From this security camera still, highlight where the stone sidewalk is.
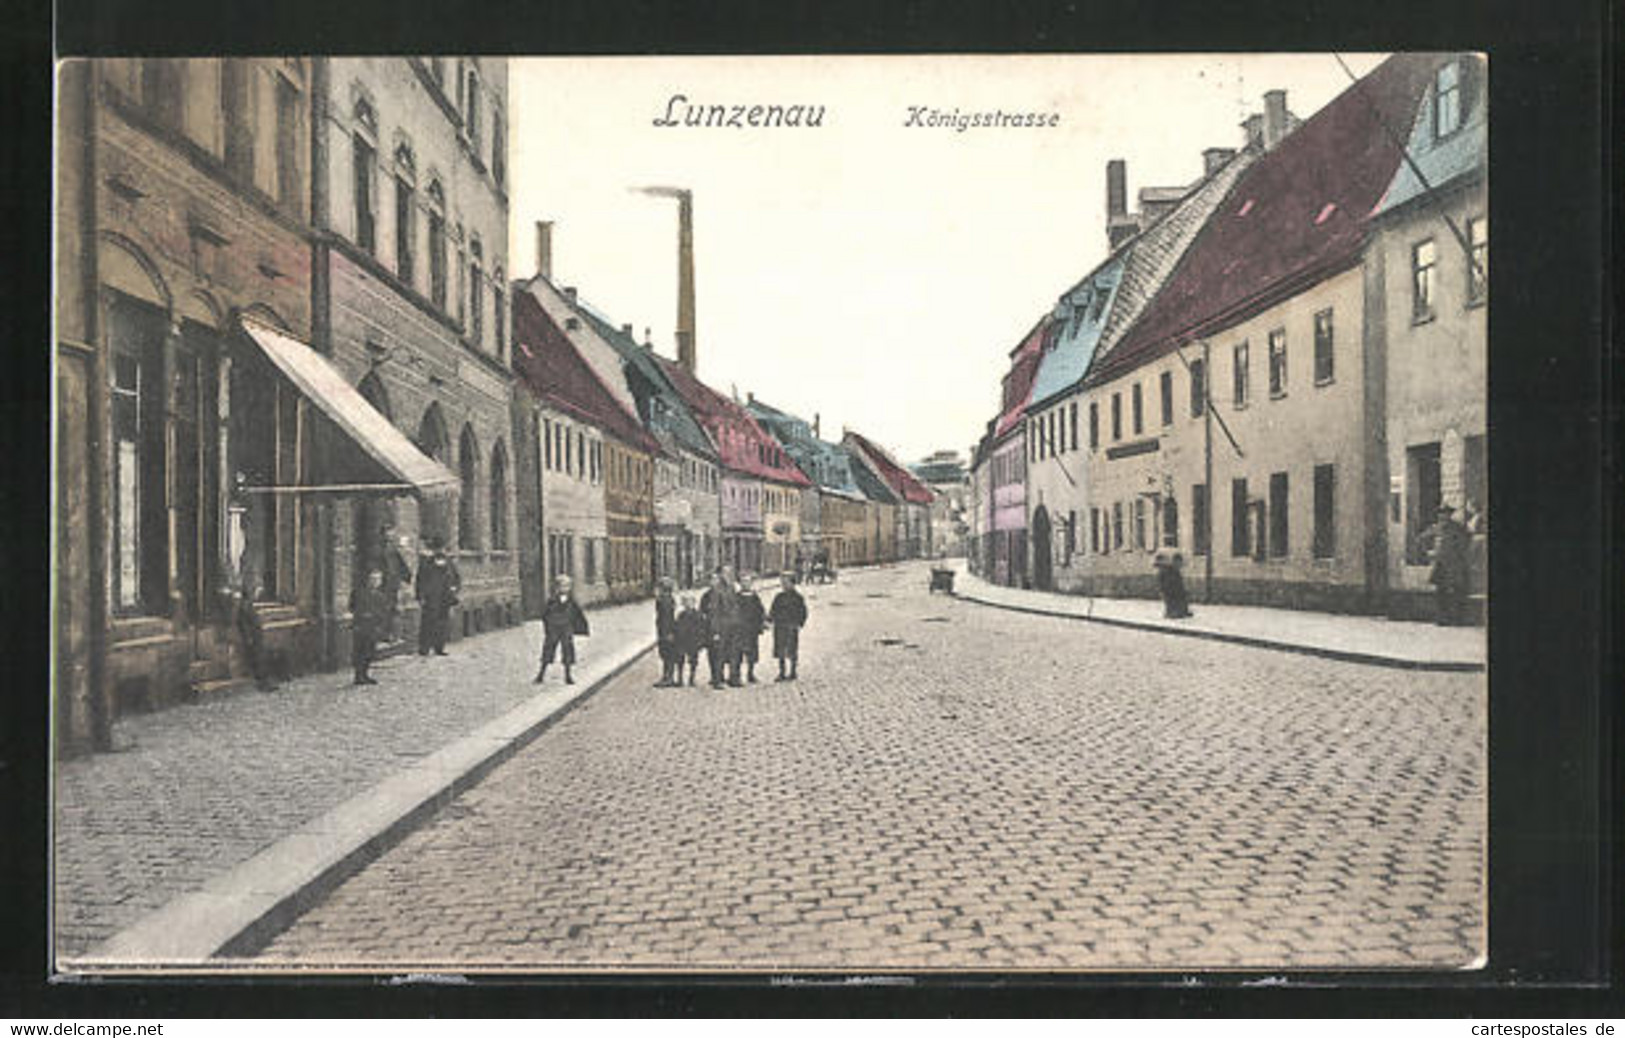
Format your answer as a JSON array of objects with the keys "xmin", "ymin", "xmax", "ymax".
[
  {"xmin": 949, "ymin": 562, "xmax": 1484, "ymax": 671},
  {"xmin": 54, "ymin": 597, "xmax": 658, "ymax": 967}
]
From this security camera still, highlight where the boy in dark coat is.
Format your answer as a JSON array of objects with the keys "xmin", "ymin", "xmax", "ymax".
[
  {"xmin": 654, "ymin": 578, "xmax": 679, "ymax": 687},
  {"xmin": 1423, "ymin": 504, "xmax": 1472, "ymax": 626},
  {"xmin": 349, "ymin": 568, "xmax": 389, "ymax": 685},
  {"xmin": 414, "ymin": 536, "xmax": 461, "ymax": 656},
  {"xmin": 736, "ymin": 573, "xmax": 767, "ymax": 684},
  {"xmin": 769, "ymin": 573, "xmax": 808, "ymax": 681},
  {"xmin": 674, "ymin": 594, "xmax": 706, "ymax": 686},
  {"xmin": 699, "ymin": 568, "xmax": 738, "ymax": 689},
  {"xmin": 535, "ymin": 574, "xmax": 589, "ymax": 684}
]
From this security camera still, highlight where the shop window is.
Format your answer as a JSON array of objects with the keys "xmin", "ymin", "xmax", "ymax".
[{"xmin": 108, "ymin": 296, "xmax": 168, "ymax": 615}]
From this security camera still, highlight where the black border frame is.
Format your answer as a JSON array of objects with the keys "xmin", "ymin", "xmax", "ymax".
[{"xmin": 7, "ymin": 0, "xmax": 1616, "ymax": 1017}]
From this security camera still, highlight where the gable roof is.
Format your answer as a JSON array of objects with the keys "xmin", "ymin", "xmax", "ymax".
[
  {"xmin": 993, "ymin": 316, "xmax": 1054, "ymax": 440},
  {"xmin": 848, "ymin": 450, "xmax": 898, "ymax": 505},
  {"xmin": 511, "ymin": 281, "xmax": 662, "ymax": 455},
  {"xmin": 562, "ymin": 288, "xmax": 720, "ymax": 462},
  {"xmin": 845, "ymin": 431, "xmax": 936, "ymax": 506},
  {"xmin": 656, "ymin": 356, "xmax": 811, "ymax": 487},
  {"xmin": 1089, "ymin": 53, "xmax": 1438, "ymax": 386},
  {"xmin": 1372, "ymin": 54, "xmax": 1486, "ymax": 217},
  {"xmin": 746, "ymin": 399, "xmax": 864, "ymax": 496}
]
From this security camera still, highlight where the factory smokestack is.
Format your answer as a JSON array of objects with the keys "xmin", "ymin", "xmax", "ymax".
[{"xmin": 633, "ymin": 186, "xmax": 696, "ymax": 373}]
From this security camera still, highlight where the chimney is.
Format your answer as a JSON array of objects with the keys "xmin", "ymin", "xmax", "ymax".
[
  {"xmin": 813, "ymin": 413, "xmax": 820, "ymax": 438},
  {"xmin": 563, "ymin": 286, "xmax": 577, "ymax": 301},
  {"xmin": 535, "ymin": 220, "xmax": 553, "ymax": 280},
  {"xmin": 747, "ymin": 391, "xmax": 754, "ymax": 404},
  {"xmin": 1105, "ymin": 159, "xmax": 1139, "ymax": 250},
  {"xmin": 675, "ymin": 192, "xmax": 696, "ymax": 373},
  {"xmin": 643, "ymin": 327, "xmax": 653, "ymax": 351},
  {"xmin": 1106, "ymin": 159, "xmax": 1127, "ymax": 220},
  {"xmin": 621, "ymin": 323, "xmax": 633, "ymax": 337},
  {"xmin": 1242, "ymin": 113, "xmax": 1264, "ymax": 149},
  {"xmin": 1263, "ymin": 89, "xmax": 1289, "ymax": 150},
  {"xmin": 1202, "ymin": 147, "xmax": 1236, "ymax": 178}
]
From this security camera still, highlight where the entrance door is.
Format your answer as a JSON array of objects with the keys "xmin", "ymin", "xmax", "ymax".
[{"xmin": 1032, "ymin": 505, "xmax": 1054, "ymax": 591}]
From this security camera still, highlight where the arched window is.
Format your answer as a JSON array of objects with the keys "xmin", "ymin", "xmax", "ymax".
[
  {"xmin": 469, "ymin": 238, "xmax": 484, "ymax": 346},
  {"xmin": 352, "ymin": 99, "xmax": 378, "ymax": 253},
  {"xmin": 393, "ymin": 143, "xmax": 416, "ymax": 285},
  {"xmin": 458, "ymin": 425, "xmax": 480, "ymax": 551},
  {"xmin": 415, "ymin": 403, "xmax": 451, "ymax": 545},
  {"xmin": 426, "ymin": 180, "xmax": 447, "ymax": 309},
  {"xmin": 489, "ymin": 441, "xmax": 509, "ymax": 551}
]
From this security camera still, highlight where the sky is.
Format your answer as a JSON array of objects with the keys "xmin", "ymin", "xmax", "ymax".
[{"xmin": 507, "ymin": 54, "xmax": 1387, "ymax": 465}]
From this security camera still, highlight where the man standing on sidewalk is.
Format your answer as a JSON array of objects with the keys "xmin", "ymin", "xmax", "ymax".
[
  {"xmin": 535, "ymin": 575, "xmax": 589, "ymax": 685},
  {"xmin": 1423, "ymin": 504, "xmax": 1472, "ymax": 626},
  {"xmin": 414, "ymin": 536, "xmax": 461, "ymax": 656}
]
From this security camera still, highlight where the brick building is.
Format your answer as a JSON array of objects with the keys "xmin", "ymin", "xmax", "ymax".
[
  {"xmin": 55, "ymin": 59, "xmax": 322, "ymax": 750},
  {"xmin": 308, "ymin": 57, "xmax": 520, "ymax": 649}
]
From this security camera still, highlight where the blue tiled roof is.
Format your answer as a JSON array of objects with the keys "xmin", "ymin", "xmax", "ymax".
[
  {"xmin": 1028, "ymin": 254, "xmax": 1125, "ymax": 408},
  {"xmin": 747, "ymin": 400, "xmax": 864, "ymax": 496},
  {"xmin": 569, "ymin": 297, "xmax": 719, "ymax": 461},
  {"xmin": 1373, "ymin": 55, "xmax": 1486, "ymax": 217}
]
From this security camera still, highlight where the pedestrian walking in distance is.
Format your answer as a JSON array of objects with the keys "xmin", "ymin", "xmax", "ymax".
[
  {"xmin": 674, "ymin": 594, "xmax": 706, "ymax": 686},
  {"xmin": 535, "ymin": 574, "xmax": 590, "ymax": 684},
  {"xmin": 349, "ymin": 568, "xmax": 389, "ymax": 685},
  {"xmin": 700, "ymin": 567, "xmax": 738, "ymax": 689},
  {"xmin": 736, "ymin": 573, "xmax": 767, "ymax": 684},
  {"xmin": 654, "ymin": 578, "xmax": 680, "ymax": 687},
  {"xmin": 1423, "ymin": 503, "xmax": 1472, "ymax": 626},
  {"xmin": 1155, "ymin": 552, "xmax": 1193, "ymax": 619},
  {"xmin": 414, "ymin": 535, "xmax": 461, "ymax": 656},
  {"xmin": 381, "ymin": 529, "xmax": 414, "ymax": 644},
  {"xmin": 769, "ymin": 573, "xmax": 808, "ymax": 682}
]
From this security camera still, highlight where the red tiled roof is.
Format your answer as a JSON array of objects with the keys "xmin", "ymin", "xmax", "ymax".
[
  {"xmin": 845, "ymin": 431, "xmax": 935, "ymax": 505},
  {"xmin": 994, "ymin": 316, "xmax": 1054, "ymax": 439},
  {"xmin": 655, "ymin": 356, "xmax": 812, "ymax": 486},
  {"xmin": 511, "ymin": 285, "xmax": 662, "ymax": 455},
  {"xmin": 1090, "ymin": 53, "xmax": 1438, "ymax": 385}
]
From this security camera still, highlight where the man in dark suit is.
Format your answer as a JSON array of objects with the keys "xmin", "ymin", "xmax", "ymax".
[{"xmin": 414, "ymin": 535, "xmax": 461, "ymax": 656}]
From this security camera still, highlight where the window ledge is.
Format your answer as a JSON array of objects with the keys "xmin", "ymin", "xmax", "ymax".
[
  {"xmin": 1270, "ymin": 390, "xmax": 1287, "ymax": 401},
  {"xmin": 1233, "ymin": 402, "xmax": 1249, "ymax": 411},
  {"xmin": 1466, "ymin": 296, "xmax": 1487, "ymax": 310},
  {"xmin": 1314, "ymin": 376, "xmax": 1336, "ymax": 388},
  {"xmin": 1412, "ymin": 311, "xmax": 1437, "ymax": 327}
]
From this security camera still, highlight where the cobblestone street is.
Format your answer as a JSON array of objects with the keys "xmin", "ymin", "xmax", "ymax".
[
  {"xmin": 53, "ymin": 601, "xmax": 654, "ymax": 958},
  {"xmin": 257, "ymin": 562, "xmax": 1486, "ymax": 971}
]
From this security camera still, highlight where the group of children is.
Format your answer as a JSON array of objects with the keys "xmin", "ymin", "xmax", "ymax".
[
  {"xmin": 528, "ymin": 565, "xmax": 810, "ymax": 689},
  {"xmin": 656, "ymin": 568, "xmax": 809, "ymax": 688}
]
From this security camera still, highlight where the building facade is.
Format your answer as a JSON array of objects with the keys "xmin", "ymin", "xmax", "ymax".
[
  {"xmin": 312, "ymin": 57, "xmax": 520, "ymax": 645},
  {"xmin": 511, "ymin": 276, "xmax": 663, "ymax": 609},
  {"xmin": 844, "ymin": 431, "xmax": 935, "ymax": 560},
  {"xmin": 1075, "ymin": 53, "xmax": 1438, "ymax": 612},
  {"xmin": 56, "ymin": 58, "xmax": 321, "ymax": 750},
  {"xmin": 1370, "ymin": 54, "xmax": 1488, "ymax": 620}
]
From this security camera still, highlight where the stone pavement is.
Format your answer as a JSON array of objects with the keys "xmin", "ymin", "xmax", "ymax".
[
  {"xmin": 950, "ymin": 562, "xmax": 1485, "ymax": 671},
  {"xmin": 53, "ymin": 597, "xmax": 656, "ymax": 964},
  {"xmin": 260, "ymin": 561, "xmax": 1486, "ymax": 971}
]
